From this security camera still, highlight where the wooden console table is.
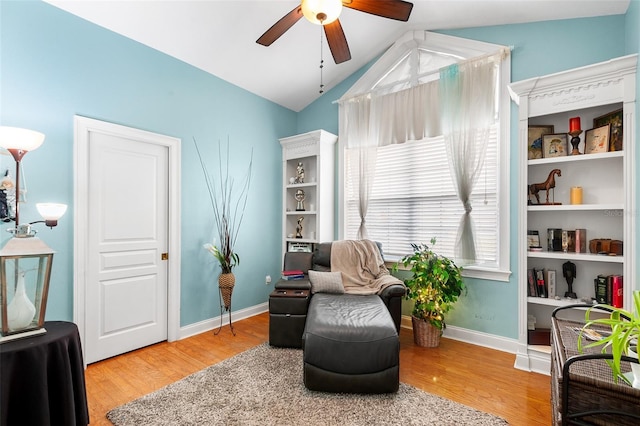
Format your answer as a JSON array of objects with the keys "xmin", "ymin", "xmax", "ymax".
[
  {"xmin": 0, "ymin": 321, "xmax": 89, "ymax": 426},
  {"xmin": 551, "ymin": 305, "xmax": 640, "ymax": 426}
]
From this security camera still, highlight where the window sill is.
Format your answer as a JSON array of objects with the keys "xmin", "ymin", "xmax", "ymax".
[
  {"xmin": 387, "ymin": 261, "xmax": 511, "ymax": 283},
  {"xmin": 461, "ymin": 266, "xmax": 511, "ymax": 282}
]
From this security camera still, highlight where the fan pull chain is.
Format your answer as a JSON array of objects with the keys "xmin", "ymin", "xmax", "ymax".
[{"xmin": 319, "ymin": 24, "xmax": 324, "ymax": 94}]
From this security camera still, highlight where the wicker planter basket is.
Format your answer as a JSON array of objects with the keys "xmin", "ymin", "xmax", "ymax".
[
  {"xmin": 412, "ymin": 316, "xmax": 442, "ymax": 347},
  {"xmin": 218, "ymin": 273, "xmax": 235, "ymax": 311}
]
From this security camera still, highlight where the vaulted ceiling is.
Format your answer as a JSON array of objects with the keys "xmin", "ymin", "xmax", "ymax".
[{"xmin": 45, "ymin": 1, "xmax": 630, "ymax": 112}]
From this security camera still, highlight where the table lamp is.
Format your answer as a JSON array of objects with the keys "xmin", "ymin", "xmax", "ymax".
[{"xmin": 0, "ymin": 126, "xmax": 67, "ymax": 342}]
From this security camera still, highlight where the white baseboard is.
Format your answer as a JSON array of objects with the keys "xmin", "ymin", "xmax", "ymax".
[
  {"xmin": 401, "ymin": 314, "xmax": 519, "ymax": 355},
  {"xmin": 177, "ymin": 302, "xmax": 269, "ymax": 340},
  {"xmin": 527, "ymin": 351, "xmax": 552, "ymax": 375}
]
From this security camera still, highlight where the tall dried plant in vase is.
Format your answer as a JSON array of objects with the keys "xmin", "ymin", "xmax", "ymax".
[{"xmin": 194, "ymin": 137, "xmax": 253, "ymax": 312}]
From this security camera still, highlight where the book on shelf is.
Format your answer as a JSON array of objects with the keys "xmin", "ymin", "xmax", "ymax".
[
  {"xmin": 544, "ymin": 269, "xmax": 556, "ymax": 298},
  {"xmin": 611, "ymin": 275, "xmax": 623, "ymax": 308},
  {"xmin": 594, "ymin": 275, "xmax": 608, "ymax": 304},
  {"xmin": 561, "ymin": 230, "xmax": 576, "ymax": 253},
  {"xmin": 535, "ymin": 269, "xmax": 547, "ymax": 298},
  {"xmin": 594, "ymin": 274, "xmax": 623, "ymax": 306},
  {"xmin": 282, "ymin": 270, "xmax": 304, "ymax": 276},
  {"xmin": 527, "ymin": 269, "xmax": 537, "ymax": 297},
  {"xmin": 575, "ymin": 229, "xmax": 587, "ymax": 253}
]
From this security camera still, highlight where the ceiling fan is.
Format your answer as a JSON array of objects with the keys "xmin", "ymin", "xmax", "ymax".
[{"xmin": 256, "ymin": 0, "xmax": 414, "ymax": 64}]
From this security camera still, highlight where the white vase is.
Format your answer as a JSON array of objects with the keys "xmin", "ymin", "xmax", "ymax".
[
  {"xmin": 7, "ymin": 272, "xmax": 36, "ymax": 331},
  {"xmin": 628, "ymin": 346, "xmax": 640, "ymax": 389}
]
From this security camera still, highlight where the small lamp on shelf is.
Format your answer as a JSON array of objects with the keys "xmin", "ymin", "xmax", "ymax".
[
  {"xmin": 568, "ymin": 117, "xmax": 582, "ymax": 155},
  {"xmin": 0, "ymin": 126, "xmax": 66, "ymax": 342}
]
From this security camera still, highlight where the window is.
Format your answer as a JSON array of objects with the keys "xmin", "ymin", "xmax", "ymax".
[{"xmin": 338, "ymin": 32, "xmax": 511, "ymax": 281}]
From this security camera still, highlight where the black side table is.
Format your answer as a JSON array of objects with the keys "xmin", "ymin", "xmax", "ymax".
[
  {"xmin": 269, "ymin": 287, "xmax": 310, "ymax": 348},
  {"xmin": 0, "ymin": 321, "xmax": 90, "ymax": 426}
]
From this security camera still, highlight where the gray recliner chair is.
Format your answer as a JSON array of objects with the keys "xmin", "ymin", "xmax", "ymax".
[{"xmin": 268, "ymin": 241, "xmax": 405, "ymax": 394}]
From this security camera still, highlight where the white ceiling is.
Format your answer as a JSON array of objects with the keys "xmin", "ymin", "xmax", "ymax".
[{"xmin": 45, "ymin": 0, "xmax": 630, "ymax": 112}]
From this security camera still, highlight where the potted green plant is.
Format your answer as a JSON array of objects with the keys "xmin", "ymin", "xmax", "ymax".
[
  {"xmin": 394, "ymin": 238, "xmax": 465, "ymax": 347},
  {"xmin": 579, "ymin": 290, "xmax": 640, "ymax": 388}
]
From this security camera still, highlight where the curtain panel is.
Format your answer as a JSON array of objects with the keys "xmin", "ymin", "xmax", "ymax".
[{"xmin": 439, "ymin": 51, "xmax": 506, "ymax": 264}]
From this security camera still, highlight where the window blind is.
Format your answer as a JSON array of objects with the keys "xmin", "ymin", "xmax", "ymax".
[{"xmin": 345, "ymin": 126, "xmax": 498, "ymax": 265}]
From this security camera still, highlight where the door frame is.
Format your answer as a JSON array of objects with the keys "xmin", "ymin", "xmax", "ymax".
[{"xmin": 73, "ymin": 116, "xmax": 181, "ymax": 353}]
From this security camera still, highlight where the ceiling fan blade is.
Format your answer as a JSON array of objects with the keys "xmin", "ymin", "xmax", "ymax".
[
  {"xmin": 343, "ymin": 0, "xmax": 413, "ymax": 21},
  {"xmin": 324, "ymin": 19, "xmax": 351, "ymax": 64},
  {"xmin": 256, "ymin": 6, "xmax": 303, "ymax": 46}
]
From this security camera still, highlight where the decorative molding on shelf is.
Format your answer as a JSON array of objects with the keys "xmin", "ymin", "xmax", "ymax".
[
  {"xmin": 508, "ymin": 54, "xmax": 637, "ymax": 117},
  {"xmin": 280, "ymin": 129, "xmax": 338, "ymax": 159},
  {"xmin": 537, "ymin": 80, "xmax": 619, "ymax": 105}
]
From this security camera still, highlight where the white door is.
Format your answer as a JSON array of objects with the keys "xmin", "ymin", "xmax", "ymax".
[{"xmin": 74, "ymin": 117, "xmax": 180, "ymax": 364}]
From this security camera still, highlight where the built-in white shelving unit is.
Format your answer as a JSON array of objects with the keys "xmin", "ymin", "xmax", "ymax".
[
  {"xmin": 509, "ymin": 54, "xmax": 637, "ymax": 374},
  {"xmin": 279, "ymin": 130, "xmax": 337, "ymax": 255}
]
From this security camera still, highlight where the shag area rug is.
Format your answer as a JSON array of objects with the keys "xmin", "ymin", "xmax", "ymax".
[{"xmin": 107, "ymin": 343, "xmax": 508, "ymax": 426}]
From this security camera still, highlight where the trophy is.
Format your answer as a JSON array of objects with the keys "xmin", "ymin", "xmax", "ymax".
[
  {"xmin": 294, "ymin": 162, "xmax": 305, "ymax": 184},
  {"xmin": 295, "ymin": 217, "xmax": 303, "ymax": 239},
  {"xmin": 295, "ymin": 189, "xmax": 305, "ymax": 211}
]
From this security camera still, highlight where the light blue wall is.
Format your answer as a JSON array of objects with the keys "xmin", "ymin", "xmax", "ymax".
[
  {"xmin": 626, "ymin": 0, "xmax": 639, "ymax": 55},
  {"xmin": 297, "ymin": 14, "xmax": 634, "ymax": 339},
  {"xmin": 1, "ymin": 1, "xmax": 297, "ymax": 326}
]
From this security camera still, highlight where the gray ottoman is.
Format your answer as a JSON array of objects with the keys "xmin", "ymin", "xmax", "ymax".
[{"xmin": 302, "ymin": 293, "xmax": 400, "ymax": 393}]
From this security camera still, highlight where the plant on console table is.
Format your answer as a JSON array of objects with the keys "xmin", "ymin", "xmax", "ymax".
[
  {"xmin": 395, "ymin": 238, "xmax": 465, "ymax": 348},
  {"xmin": 579, "ymin": 290, "xmax": 640, "ymax": 388},
  {"xmin": 195, "ymin": 138, "xmax": 253, "ymax": 315}
]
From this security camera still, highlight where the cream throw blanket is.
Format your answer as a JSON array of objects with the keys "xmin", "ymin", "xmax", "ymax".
[{"xmin": 330, "ymin": 239, "xmax": 403, "ymax": 295}]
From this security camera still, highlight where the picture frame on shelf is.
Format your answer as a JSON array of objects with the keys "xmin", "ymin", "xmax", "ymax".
[
  {"xmin": 584, "ymin": 124, "xmax": 611, "ymax": 154},
  {"xmin": 593, "ymin": 108, "xmax": 623, "ymax": 152},
  {"xmin": 542, "ymin": 133, "xmax": 568, "ymax": 158},
  {"xmin": 527, "ymin": 125, "xmax": 554, "ymax": 159},
  {"xmin": 527, "ymin": 230, "xmax": 541, "ymax": 250},
  {"xmin": 288, "ymin": 242, "xmax": 313, "ymax": 252}
]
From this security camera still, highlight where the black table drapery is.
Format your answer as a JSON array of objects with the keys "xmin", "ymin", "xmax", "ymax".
[{"xmin": 1, "ymin": 321, "xmax": 90, "ymax": 426}]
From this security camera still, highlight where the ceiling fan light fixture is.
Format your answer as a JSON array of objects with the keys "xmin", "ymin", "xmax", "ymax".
[{"xmin": 301, "ymin": 0, "xmax": 343, "ymax": 25}]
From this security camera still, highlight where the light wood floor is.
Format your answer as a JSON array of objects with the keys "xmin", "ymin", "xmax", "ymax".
[{"xmin": 84, "ymin": 312, "xmax": 551, "ymax": 425}]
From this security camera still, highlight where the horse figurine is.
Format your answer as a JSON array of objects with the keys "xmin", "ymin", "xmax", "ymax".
[{"xmin": 529, "ymin": 169, "xmax": 562, "ymax": 205}]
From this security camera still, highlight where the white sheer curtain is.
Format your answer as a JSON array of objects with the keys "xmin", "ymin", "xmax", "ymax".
[
  {"xmin": 439, "ymin": 52, "xmax": 504, "ymax": 264},
  {"xmin": 340, "ymin": 83, "xmax": 441, "ymax": 238},
  {"xmin": 341, "ymin": 94, "xmax": 376, "ymax": 239}
]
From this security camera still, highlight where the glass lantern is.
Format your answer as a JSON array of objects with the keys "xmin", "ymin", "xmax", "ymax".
[{"xmin": 0, "ymin": 236, "xmax": 54, "ymax": 341}]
